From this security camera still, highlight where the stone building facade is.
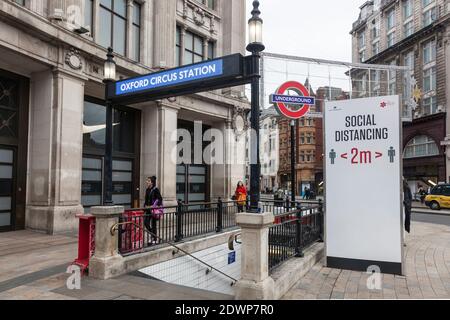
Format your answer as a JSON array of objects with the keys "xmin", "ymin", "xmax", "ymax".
[
  {"xmin": 350, "ymin": 0, "xmax": 450, "ymax": 195},
  {"xmin": 0, "ymin": 0, "xmax": 249, "ymax": 234}
]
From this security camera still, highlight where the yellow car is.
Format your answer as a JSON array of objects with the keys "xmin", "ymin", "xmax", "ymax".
[{"xmin": 424, "ymin": 185, "xmax": 450, "ymax": 210}]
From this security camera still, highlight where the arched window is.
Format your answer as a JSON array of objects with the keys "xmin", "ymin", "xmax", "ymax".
[{"xmin": 404, "ymin": 135, "xmax": 439, "ymax": 159}]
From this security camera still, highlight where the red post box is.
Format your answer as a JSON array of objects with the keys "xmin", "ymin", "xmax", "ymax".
[{"xmin": 73, "ymin": 214, "xmax": 96, "ymax": 274}]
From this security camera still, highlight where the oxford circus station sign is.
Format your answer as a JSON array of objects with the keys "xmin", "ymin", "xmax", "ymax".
[{"xmin": 270, "ymin": 81, "xmax": 315, "ymax": 120}]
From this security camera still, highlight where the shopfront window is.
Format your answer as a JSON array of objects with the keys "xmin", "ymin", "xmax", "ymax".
[
  {"xmin": 82, "ymin": 98, "xmax": 140, "ymax": 212},
  {"xmin": 404, "ymin": 135, "xmax": 439, "ymax": 159}
]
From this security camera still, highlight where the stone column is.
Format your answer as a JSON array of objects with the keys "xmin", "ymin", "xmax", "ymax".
[
  {"xmin": 234, "ymin": 212, "xmax": 275, "ymax": 300},
  {"xmin": 89, "ymin": 206, "xmax": 125, "ymax": 279},
  {"xmin": 179, "ymin": 26, "xmax": 187, "ymax": 66},
  {"xmin": 141, "ymin": 0, "xmax": 151, "ymax": 66},
  {"xmin": 26, "ymin": 68, "xmax": 86, "ymax": 235},
  {"xmin": 203, "ymin": 37, "xmax": 210, "ymax": 61},
  {"xmin": 153, "ymin": 0, "xmax": 176, "ymax": 68},
  {"xmin": 126, "ymin": 0, "xmax": 134, "ymax": 59},
  {"xmin": 158, "ymin": 103, "xmax": 179, "ymax": 206},
  {"xmin": 221, "ymin": 0, "xmax": 246, "ymax": 97},
  {"xmin": 93, "ymin": 0, "xmax": 100, "ymax": 43}
]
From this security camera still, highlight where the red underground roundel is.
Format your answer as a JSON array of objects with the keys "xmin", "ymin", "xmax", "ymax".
[{"xmin": 270, "ymin": 81, "xmax": 315, "ymax": 120}]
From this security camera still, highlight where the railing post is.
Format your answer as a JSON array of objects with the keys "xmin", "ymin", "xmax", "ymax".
[
  {"xmin": 318, "ymin": 199, "xmax": 324, "ymax": 243},
  {"xmin": 285, "ymin": 197, "xmax": 290, "ymax": 213},
  {"xmin": 235, "ymin": 212, "xmax": 275, "ymax": 300},
  {"xmin": 295, "ymin": 208, "xmax": 304, "ymax": 258},
  {"xmin": 175, "ymin": 200, "xmax": 184, "ymax": 242},
  {"xmin": 89, "ymin": 206, "xmax": 125, "ymax": 279},
  {"xmin": 216, "ymin": 197, "xmax": 223, "ymax": 232}
]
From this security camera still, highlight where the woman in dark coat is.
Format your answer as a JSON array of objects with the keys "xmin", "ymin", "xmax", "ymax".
[{"xmin": 144, "ymin": 176, "xmax": 163, "ymax": 244}]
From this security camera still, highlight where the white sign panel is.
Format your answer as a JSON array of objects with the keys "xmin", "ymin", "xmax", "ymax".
[{"xmin": 324, "ymin": 96, "xmax": 403, "ymax": 275}]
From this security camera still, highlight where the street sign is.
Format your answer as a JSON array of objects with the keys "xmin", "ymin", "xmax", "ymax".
[
  {"xmin": 270, "ymin": 81, "xmax": 315, "ymax": 119},
  {"xmin": 106, "ymin": 54, "xmax": 254, "ymax": 105},
  {"xmin": 305, "ymin": 111, "xmax": 323, "ymax": 119},
  {"xmin": 228, "ymin": 251, "xmax": 236, "ymax": 265},
  {"xmin": 324, "ymin": 95, "xmax": 403, "ymax": 275}
]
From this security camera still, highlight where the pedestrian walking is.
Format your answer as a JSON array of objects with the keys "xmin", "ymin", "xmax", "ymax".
[
  {"xmin": 144, "ymin": 176, "xmax": 163, "ymax": 245},
  {"xmin": 418, "ymin": 185, "xmax": 427, "ymax": 204},
  {"xmin": 235, "ymin": 181, "xmax": 247, "ymax": 213},
  {"xmin": 403, "ymin": 178, "xmax": 412, "ymax": 235}
]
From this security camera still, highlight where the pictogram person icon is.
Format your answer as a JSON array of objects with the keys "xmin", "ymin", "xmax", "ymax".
[
  {"xmin": 388, "ymin": 147, "xmax": 396, "ymax": 163},
  {"xmin": 329, "ymin": 149, "xmax": 336, "ymax": 165}
]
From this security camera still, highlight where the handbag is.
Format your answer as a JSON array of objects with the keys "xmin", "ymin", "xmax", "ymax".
[{"xmin": 151, "ymin": 199, "xmax": 164, "ymax": 220}]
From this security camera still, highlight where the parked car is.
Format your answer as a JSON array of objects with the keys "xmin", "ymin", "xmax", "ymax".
[{"xmin": 424, "ymin": 184, "xmax": 450, "ymax": 210}]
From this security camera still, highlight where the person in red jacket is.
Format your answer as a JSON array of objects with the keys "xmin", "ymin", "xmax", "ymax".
[{"xmin": 235, "ymin": 181, "xmax": 247, "ymax": 213}]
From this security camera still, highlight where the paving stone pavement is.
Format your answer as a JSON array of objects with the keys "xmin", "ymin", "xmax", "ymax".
[
  {"xmin": 0, "ymin": 229, "xmax": 233, "ymax": 300},
  {"xmin": 283, "ymin": 221, "xmax": 450, "ymax": 300}
]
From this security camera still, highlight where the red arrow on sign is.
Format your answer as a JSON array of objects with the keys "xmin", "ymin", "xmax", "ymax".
[
  {"xmin": 375, "ymin": 152, "xmax": 383, "ymax": 158},
  {"xmin": 341, "ymin": 153, "xmax": 348, "ymax": 159}
]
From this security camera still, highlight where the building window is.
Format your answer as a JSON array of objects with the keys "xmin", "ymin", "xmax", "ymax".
[
  {"xmin": 404, "ymin": 51, "xmax": 415, "ymax": 73},
  {"xmin": 131, "ymin": 2, "xmax": 141, "ymax": 62},
  {"xmin": 176, "ymin": 26, "xmax": 181, "ymax": 66},
  {"xmin": 404, "ymin": 135, "xmax": 439, "ymax": 158},
  {"xmin": 371, "ymin": 19, "xmax": 379, "ymax": 39},
  {"xmin": 184, "ymin": 31, "xmax": 204, "ymax": 65},
  {"xmin": 387, "ymin": 32, "xmax": 395, "ymax": 47},
  {"xmin": 195, "ymin": 0, "xmax": 215, "ymax": 10},
  {"xmin": 386, "ymin": 8, "xmax": 396, "ymax": 31},
  {"xmin": 99, "ymin": 0, "xmax": 127, "ymax": 56},
  {"xmin": 423, "ymin": 67, "xmax": 436, "ymax": 93},
  {"xmin": 423, "ymin": 40, "xmax": 436, "ymax": 65},
  {"xmin": 357, "ymin": 32, "xmax": 366, "ymax": 49},
  {"xmin": 422, "ymin": 0, "xmax": 434, "ymax": 8},
  {"xmin": 403, "ymin": 0, "xmax": 414, "ymax": 19},
  {"xmin": 388, "ymin": 61, "xmax": 397, "ymax": 95},
  {"xmin": 13, "ymin": 0, "xmax": 25, "ymax": 5},
  {"xmin": 84, "ymin": 0, "xmax": 94, "ymax": 33},
  {"xmin": 422, "ymin": 96, "xmax": 437, "ymax": 115},
  {"xmin": 423, "ymin": 7, "xmax": 437, "ymax": 27},
  {"xmin": 359, "ymin": 50, "xmax": 366, "ymax": 62},
  {"xmin": 372, "ymin": 41, "xmax": 380, "ymax": 55},
  {"xmin": 404, "ymin": 20, "xmax": 414, "ymax": 37},
  {"xmin": 208, "ymin": 41, "xmax": 215, "ymax": 60}
]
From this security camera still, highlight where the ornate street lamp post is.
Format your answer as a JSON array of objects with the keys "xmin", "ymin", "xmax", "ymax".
[
  {"xmin": 103, "ymin": 47, "xmax": 116, "ymax": 206},
  {"xmin": 246, "ymin": 1, "xmax": 264, "ymax": 213}
]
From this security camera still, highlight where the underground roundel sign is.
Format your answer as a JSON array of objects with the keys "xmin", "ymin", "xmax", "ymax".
[{"xmin": 270, "ymin": 81, "xmax": 315, "ymax": 120}]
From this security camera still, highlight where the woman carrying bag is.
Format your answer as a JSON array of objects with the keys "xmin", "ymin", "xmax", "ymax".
[
  {"xmin": 235, "ymin": 181, "xmax": 247, "ymax": 213},
  {"xmin": 144, "ymin": 176, "xmax": 163, "ymax": 245}
]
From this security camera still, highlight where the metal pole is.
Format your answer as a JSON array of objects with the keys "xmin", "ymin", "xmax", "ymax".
[
  {"xmin": 290, "ymin": 119, "xmax": 296, "ymax": 204},
  {"xmin": 103, "ymin": 81, "xmax": 113, "ymax": 206},
  {"xmin": 250, "ymin": 52, "xmax": 261, "ymax": 213}
]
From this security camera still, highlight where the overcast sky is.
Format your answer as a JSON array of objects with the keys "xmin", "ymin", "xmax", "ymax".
[{"xmin": 245, "ymin": 0, "xmax": 363, "ymax": 62}]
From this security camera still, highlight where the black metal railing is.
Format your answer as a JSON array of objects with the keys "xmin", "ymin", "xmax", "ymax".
[
  {"xmin": 268, "ymin": 200, "xmax": 324, "ymax": 273},
  {"xmin": 117, "ymin": 199, "xmax": 239, "ymax": 256},
  {"xmin": 260, "ymin": 198, "xmax": 321, "ymax": 216}
]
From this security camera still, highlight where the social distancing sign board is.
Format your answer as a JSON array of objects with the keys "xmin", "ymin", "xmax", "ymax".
[{"xmin": 325, "ymin": 96, "xmax": 403, "ymax": 275}]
